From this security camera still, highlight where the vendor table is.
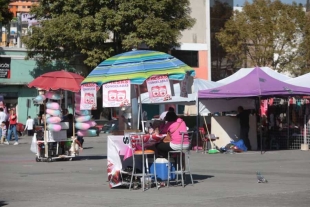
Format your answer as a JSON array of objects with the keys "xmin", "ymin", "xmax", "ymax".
[{"xmin": 107, "ymin": 134, "xmax": 165, "ymax": 188}]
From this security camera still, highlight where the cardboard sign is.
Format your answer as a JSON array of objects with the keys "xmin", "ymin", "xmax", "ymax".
[
  {"xmin": 146, "ymin": 75, "xmax": 172, "ymax": 103},
  {"xmin": 102, "ymin": 80, "xmax": 131, "ymax": 107},
  {"xmin": 80, "ymin": 84, "xmax": 97, "ymax": 110}
]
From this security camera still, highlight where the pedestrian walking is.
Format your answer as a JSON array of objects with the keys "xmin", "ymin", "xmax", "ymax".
[
  {"xmin": 25, "ymin": 116, "xmax": 34, "ymax": 136},
  {"xmin": 0, "ymin": 121, "xmax": 7, "ymax": 145},
  {"xmin": 5, "ymin": 110, "xmax": 19, "ymax": 145},
  {"xmin": 0, "ymin": 108, "xmax": 7, "ymax": 140}
]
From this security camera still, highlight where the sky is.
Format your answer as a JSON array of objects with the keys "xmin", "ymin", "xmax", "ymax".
[{"xmin": 234, "ymin": 0, "xmax": 306, "ymax": 6}]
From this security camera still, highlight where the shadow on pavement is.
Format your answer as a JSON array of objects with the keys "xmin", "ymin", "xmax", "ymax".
[
  {"xmin": 75, "ymin": 155, "xmax": 107, "ymax": 160},
  {"xmin": 0, "ymin": 201, "xmax": 8, "ymax": 206},
  {"xmin": 192, "ymin": 174, "xmax": 214, "ymax": 181},
  {"xmin": 82, "ymin": 147, "xmax": 94, "ymax": 150}
]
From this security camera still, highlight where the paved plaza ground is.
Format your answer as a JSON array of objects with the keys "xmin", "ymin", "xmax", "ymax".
[{"xmin": 0, "ymin": 134, "xmax": 310, "ymax": 207}]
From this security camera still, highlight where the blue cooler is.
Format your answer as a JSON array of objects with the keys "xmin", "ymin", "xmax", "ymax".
[{"xmin": 150, "ymin": 158, "xmax": 176, "ymax": 181}]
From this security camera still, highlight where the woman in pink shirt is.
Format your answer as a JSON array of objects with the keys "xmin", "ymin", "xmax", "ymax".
[{"xmin": 156, "ymin": 112, "xmax": 189, "ymax": 158}]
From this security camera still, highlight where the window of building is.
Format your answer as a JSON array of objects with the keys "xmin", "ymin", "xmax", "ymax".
[
  {"xmin": 27, "ymin": 6, "xmax": 31, "ymax": 8},
  {"xmin": 171, "ymin": 50, "xmax": 199, "ymax": 68},
  {"xmin": 16, "ymin": 6, "xmax": 18, "ymax": 8},
  {"xmin": 23, "ymin": 6, "xmax": 26, "ymax": 8}
]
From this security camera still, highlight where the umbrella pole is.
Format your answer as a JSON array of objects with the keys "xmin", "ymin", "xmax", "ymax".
[
  {"xmin": 137, "ymin": 103, "xmax": 141, "ymax": 130},
  {"xmin": 44, "ymin": 100, "xmax": 48, "ymax": 158},
  {"xmin": 73, "ymin": 92, "xmax": 76, "ymax": 139},
  {"xmin": 72, "ymin": 92, "xmax": 77, "ymax": 154},
  {"xmin": 138, "ymin": 86, "xmax": 143, "ymax": 132}
]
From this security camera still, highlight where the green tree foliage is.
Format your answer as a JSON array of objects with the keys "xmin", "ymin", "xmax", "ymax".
[
  {"xmin": 216, "ymin": 0, "xmax": 310, "ymax": 76},
  {"xmin": 0, "ymin": 0, "xmax": 13, "ymax": 24},
  {"xmin": 22, "ymin": 0, "xmax": 195, "ymax": 71}
]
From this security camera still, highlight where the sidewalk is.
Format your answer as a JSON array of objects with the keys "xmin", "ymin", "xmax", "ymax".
[{"xmin": 0, "ymin": 134, "xmax": 310, "ymax": 207}]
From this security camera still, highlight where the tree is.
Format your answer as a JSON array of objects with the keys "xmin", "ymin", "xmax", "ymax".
[
  {"xmin": 22, "ymin": 0, "xmax": 195, "ymax": 72},
  {"xmin": 0, "ymin": 0, "xmax": 13, "ymax": 25},
  {"xmin": 216, "ymin": 0, "xmax": 310, "ymax": 76}
]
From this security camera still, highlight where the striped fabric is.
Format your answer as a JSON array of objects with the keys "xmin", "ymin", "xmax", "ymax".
[{"xmin": 82, "ymin": 50, "xmax": 195, "ymax": 86}]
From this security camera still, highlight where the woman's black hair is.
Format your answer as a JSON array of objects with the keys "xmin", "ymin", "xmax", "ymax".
[
  {"xmin": 67, "ymin": 114, "xmax": 74, "ymax": 121},
  {"xmin": 165, "ymin": 111, "xmax": 178, "ymax": 122}
]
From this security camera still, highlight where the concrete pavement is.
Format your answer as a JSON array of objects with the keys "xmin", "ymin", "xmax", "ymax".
[{"xmin": 0, "ymin": 134, "xmax": 310, "ymax": 207}]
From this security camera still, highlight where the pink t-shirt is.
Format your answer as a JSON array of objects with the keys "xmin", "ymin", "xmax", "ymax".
[{"xmin": 160, "ymin": 118, "xmax": 189, "ymax": 145}]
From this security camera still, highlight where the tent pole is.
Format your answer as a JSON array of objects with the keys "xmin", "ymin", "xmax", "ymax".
[
  {"xmin": 196, "ymin": 98, "xmax": 200, "ymax": 152},
  {"xmin": 287, "ymin": 97, "xmax": 290, "ymax": 149},
  {"xmin": 259, "ymin": 96, "xmax": 263, "ymax": 154},
  {"xmin": 303, "ymin": 99, "xmax": 307, "ymax": 146},
  {"xmin": 304, "ymin": 114, "xmax": 307, "ymax": 145}
]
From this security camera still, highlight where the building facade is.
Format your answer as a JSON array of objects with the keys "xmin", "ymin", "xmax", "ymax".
[
  {"xmin": 0, "ymin": 48, "xmax": 38, "ymax": 124},
  {"xmin": 1, "ymin": 0, "xmax": 235, "ymax": 120},
  {"xmin": 173, "ymin": 0, "xmax": 234, "ymax": 81}
]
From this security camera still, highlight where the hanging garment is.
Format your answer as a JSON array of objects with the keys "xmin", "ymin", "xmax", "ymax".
[
  {"xmin": 260, "ymin": 100, "xmax": 268, "ymax": 116},
  {"xmin": 268, "ymin": 98, "xmax": 274, "ymax": 106}
]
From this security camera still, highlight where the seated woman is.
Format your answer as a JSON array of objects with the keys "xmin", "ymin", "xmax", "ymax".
[{"xmin": 156, "ymin": 111, "xmax": 189, "ymax": 158}]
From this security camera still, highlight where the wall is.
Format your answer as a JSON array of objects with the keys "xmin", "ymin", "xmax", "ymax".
[
  {"xmin": 0, "ymin": 48, "xmax": 40, "ymax": 124},
  {"xmin": 0, "ymin": 86, "xmax": 37, "ymax": 124},
  {"xmin": 0, "ymin": 59, "xmax": 36, "ymax": 84},
  {"xmin": 211, "ymin": 116, "xmax": 258, "ymax": 150},
  {"xmin": 194, "ymin": 50, "xmax": 208, "ymax": 80},
  {"xmin": 179, "ymin": 0, "xmax": 207, "ymax": 44}
]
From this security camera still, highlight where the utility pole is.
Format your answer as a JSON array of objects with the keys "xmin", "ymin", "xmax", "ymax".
[
  {"xmin": 17, "ymin": 13, "xmax": 22, "ymax": 48},
  {"xmin": 307, "ymin": 0, "xmax": 310, "ymax": 12}
]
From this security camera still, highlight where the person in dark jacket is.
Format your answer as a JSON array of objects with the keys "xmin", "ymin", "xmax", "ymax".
[{"xmin": 237, "ymin": 106, "xmax": 251, "ymax": 150}]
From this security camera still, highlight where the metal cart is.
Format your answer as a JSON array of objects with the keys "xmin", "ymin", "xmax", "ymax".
[{"xmin": 35, "ymin": 129, "xmax": 80, "ymax": 162}]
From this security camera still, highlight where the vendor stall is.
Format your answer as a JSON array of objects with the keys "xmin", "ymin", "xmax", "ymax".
[
  {"xmin": 82, "ymin": 50, "xmax": 195, "ymax": 188},
  {"xmin": 198, "ymin": 67, "xmax": 310, "ymax": 153},
  {"xmin": 284, "ymin": 74, "xmax": 310, "ymax": 150},
  {"xmin": 28, "ymin": 70, "xmax": 88, "ymax": 162},
  {"xmin": 107, "ymin": 133, "xmax": 166, "ymax": 188}
]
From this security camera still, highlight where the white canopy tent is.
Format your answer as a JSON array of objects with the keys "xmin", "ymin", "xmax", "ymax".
[
  {"xmin": 285, "ymin": 73, "xmax": 310, "ymax": 87},
  {"xmin": 198, "ymin": 67, "xmax": 292, "ymax": 115},
  {"xmin": 218, "ymin": 67, "xmax": 291, "ymax": 85},
  {"xmin": 139, "ymin": 78, "xmax": 223, "ymax": 105}
]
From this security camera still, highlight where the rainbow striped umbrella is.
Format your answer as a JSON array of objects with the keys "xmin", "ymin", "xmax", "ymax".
[{"xmin": 82, "ymin": 50, "xmax": 195, "ymax": 85}]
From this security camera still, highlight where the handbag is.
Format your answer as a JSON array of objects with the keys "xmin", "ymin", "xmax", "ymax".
[{"xmin": 163, "ymin": 121, "xmax": 183, "ymax": 143}]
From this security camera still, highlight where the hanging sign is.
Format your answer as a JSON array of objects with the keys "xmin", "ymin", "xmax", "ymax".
[
  {"xmin": 180, "ymin": 73, "xmax": 189, "ymax": 98},
  {"xmin": 102, "ymin": 80, "xmax": 131, "ymax": 107},
  {"xmin": 80, "ymin": 84, "xmax": 97, "ymax": 110},
  {"xmin": 146, "ymin": 75, "xmax": 172, "ymax": 103},
  {"xmin": 0, "ymin": 57, "xmax": 11, "ymax": 79}
]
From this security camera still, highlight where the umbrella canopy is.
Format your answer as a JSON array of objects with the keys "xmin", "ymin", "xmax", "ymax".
[
  {"xmin": 28, "ymin": 70, "xmax": 84, "ymax": 92},
  {"xmin": 82, "ymin": 50, "xmax": 195, "ymax": 85},
  {"xmin": 199, "ymin": 67, "xmax": 310, "ymax": 98}
]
